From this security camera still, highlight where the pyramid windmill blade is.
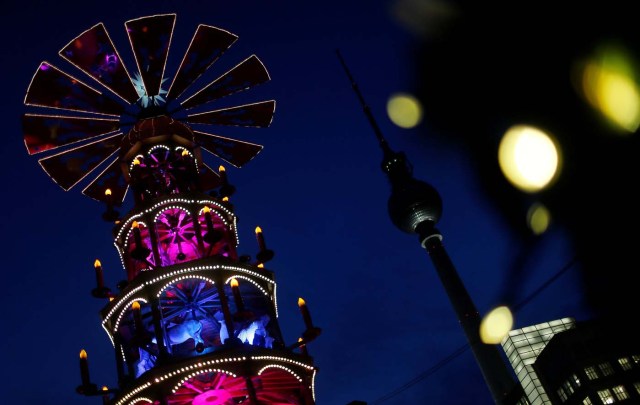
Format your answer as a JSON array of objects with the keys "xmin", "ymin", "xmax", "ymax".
[
  {"xmin": 82, "ymin": 156, "xmax": 129, "ymax": 204},
  {"xmin": 180, "ymin": 55, "xmax": 270, "ymax": 110},
  {"xmin": 125, "ymin": 14, "xmax": 176, "ymax": 98},
  {"xmin": 194, "ymin": 130, "xmax": 263, "ymax": 168},
  {"xmin": 198, "ymin": 163, "xmax": 223, "ymax": 191},
  {"xmin": 38, "ymin": 133, "xmax": 123, "ymax": 191},
  {"xmin": 23, "ymin": 113, "xmax": 120, "ymax": 155},
  {"xmin": 186, "ymin": 100, "xmax": 276, "ymax": 128},
  {"xmin": 24, "ymin": 62, "xmax": 125, "ymax": 116},
  {"xmin": 59, "ymin": 22, "xmax": 139, "ymax": 103},
  {"xmin": 166, "ymin": 24, "xmax": 238, "ymax": 102}
]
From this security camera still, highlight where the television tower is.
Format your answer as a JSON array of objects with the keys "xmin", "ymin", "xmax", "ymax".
[
  {"xmin": 23, "ymin": 14, "xmax": 320, "ymax": 405},
  {"xmin": 337, "ymin": 50, "xmax": 518, "ymax": 405}
]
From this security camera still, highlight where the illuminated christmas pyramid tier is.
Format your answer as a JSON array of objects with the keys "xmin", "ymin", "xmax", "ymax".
[
  {"xmin": 97, "ymin": 116, "xmax": 319, "ymax": 404},
  {"xmin": 21, "ymin": 14, "xmax": 320, "ymax": 405}
]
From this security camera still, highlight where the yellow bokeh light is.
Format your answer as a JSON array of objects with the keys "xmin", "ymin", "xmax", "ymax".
[
  {"xmin": 387, "ymin": 93, "xmax": 423, "ymax": 129},
  {"xmin": 578, "ymin": 44, "xmax": 640, "ymax": 134},
  {"xmin": 498, "ymin": 125, "xmax": 561, "ymax": 193},
  {"xmin": 480, "ymin": 306, "xmax": 514, "ymax": 344},
  {"xmin": 527, "ymin": 202, "xmax": 551, "ymax": 235}
]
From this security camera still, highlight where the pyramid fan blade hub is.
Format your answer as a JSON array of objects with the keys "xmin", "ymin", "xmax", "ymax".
[{"xmin": 121, "ymin": 115, "xmax": 195, "ymax": 161}]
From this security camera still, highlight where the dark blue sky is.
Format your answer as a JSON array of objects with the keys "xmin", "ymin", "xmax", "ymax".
[{"xmin": 1, "ymin": 1, "xmax": 615, "ymax": 404}]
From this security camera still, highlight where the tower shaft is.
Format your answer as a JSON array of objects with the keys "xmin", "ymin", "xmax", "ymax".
[{"xmin": 418, "ymin": 222, "xmax": 516, "ymax": 404}]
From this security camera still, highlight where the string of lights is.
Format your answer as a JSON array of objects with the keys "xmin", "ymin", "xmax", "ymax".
[{"xmin": 370, "ymin": 255, "xmax": 579, "ymax": 404}]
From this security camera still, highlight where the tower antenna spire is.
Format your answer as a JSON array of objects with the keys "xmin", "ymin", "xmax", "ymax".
[
  {"xmin": 336, "ymin": 49, "xmax": 519, "ymax": 404},
  {"xmin": 335, "ymin": 49, "xmax": 393, "ymax": 156}
]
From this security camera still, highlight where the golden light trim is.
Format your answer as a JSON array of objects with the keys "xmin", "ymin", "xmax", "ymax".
[
  {"xmin": 113, "ymin": 298, "xmax": 149, "ymax": 331},
  {"xmin": 257, "ymin": 364, "xmax": 302, "ymax": 381},
  {"xmin": 224, "ymin": 275, "xmax": 269, "ymax": 297},
  {"xmin": 156, "ymin": 275, "xmax": 217, "ymax": 298}
]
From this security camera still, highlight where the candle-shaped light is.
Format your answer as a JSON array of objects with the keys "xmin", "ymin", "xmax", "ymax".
[
  {"xmin": 130, "ymin": 220, "xmax": 151, "ymax": 262},
  {"xmin": 255, "ymin": 226, "xmax": 266, "ymax": 251},
  {"xmin": 219, "ymin": 165, "xmax": 227, "ymax": 184},
  {"xmin": 102, "ymin": 386, "xmax": 109, "ymax": 405},
  {"xmin": 230, "ymin": 278, "xmax": 245, "ymax": 312},
  {"xmin": 102, "ymin": 188, "xmax": 120, "ymax": 222},
  {"xmin": 79, "ymin": 349, "xmax": 90, "ymax": 386},
  {"xmin": 298, "ymin": 337, "xmax": 309, "ymax": 356},
  {"xmin": 298, "ymin": 297, "xmax": 314, "ymax": 329},
  {"xmin": 94, "ymin": 259, "xmax": 104, "ymax": 290},
  {"xmin": 132, "ymin": 221, "xmax": 143, "ymax": 247},
  {"xmin": 203, "ymin": 206, "xmax": 214, "ymax": 234},
  {"xmin": 132, "ymin": 301, "xmax": 143, "ymax": 332}
]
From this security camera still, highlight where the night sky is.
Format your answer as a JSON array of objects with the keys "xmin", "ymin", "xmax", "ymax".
[{"xmin": 3, "ymin": 1, "xmax": 637, "ymax": 404}]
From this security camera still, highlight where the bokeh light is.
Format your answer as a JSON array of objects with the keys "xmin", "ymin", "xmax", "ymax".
[
  {"xmin": 527, "ymin": 202, "xmax": 551, "ymax": 235},
  {"xmin": 576, "ymin": 43, "xmax": 640, "ymax": 134},
  {"xmin": 387, "ymin": 92, "xmax": 423, "ymax": 128},
  {"xmin": 480, "ymin": 305, "xmax": 514, "ymax": 344},
  {"xmin": 498, "ymin": 125, "xmax": 561, "ymax": 193}
]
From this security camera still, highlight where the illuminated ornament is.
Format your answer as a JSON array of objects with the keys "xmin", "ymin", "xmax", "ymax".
[{"xmin": 498, "ymin": 125, "xmax": 561, "ymax": 193}]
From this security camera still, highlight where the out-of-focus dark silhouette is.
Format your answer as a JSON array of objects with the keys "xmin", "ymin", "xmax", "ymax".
[{"xmin": 399, "ymin": 0, "xmax": 640, "ymax": 322}]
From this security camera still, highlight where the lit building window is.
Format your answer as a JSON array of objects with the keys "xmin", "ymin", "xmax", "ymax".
[
  {"xmin": 597, "ymin": 389, "xmax": 615, "ymax": 404},
  {"xmin": 558, "ymin": 387, "xmax": 568, "ymax": 402},
  {"xmin": 583, "ymin": 397, "xmax": 593, "ymax": 405},
  {"xmin": 563, "ymin": 380, "xmax": 575, "ymax": 395},
  {"xmin": 612, "ymin": 385, "xmax": 629, "ymax": 400},
  {"xmin": 572, "ymin": 373, "xmax": 581, "ymax": 387},
  {"xmin": 618, "ymin": 357, "xmax": 632, "ymax": 370},
  {"xmin": 599, "ymin": 362, "xmax": 614, "ymax": 376},
  {"xmin": 585, "ymin": 366, "xmax": 599, "ymax": 380}
]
